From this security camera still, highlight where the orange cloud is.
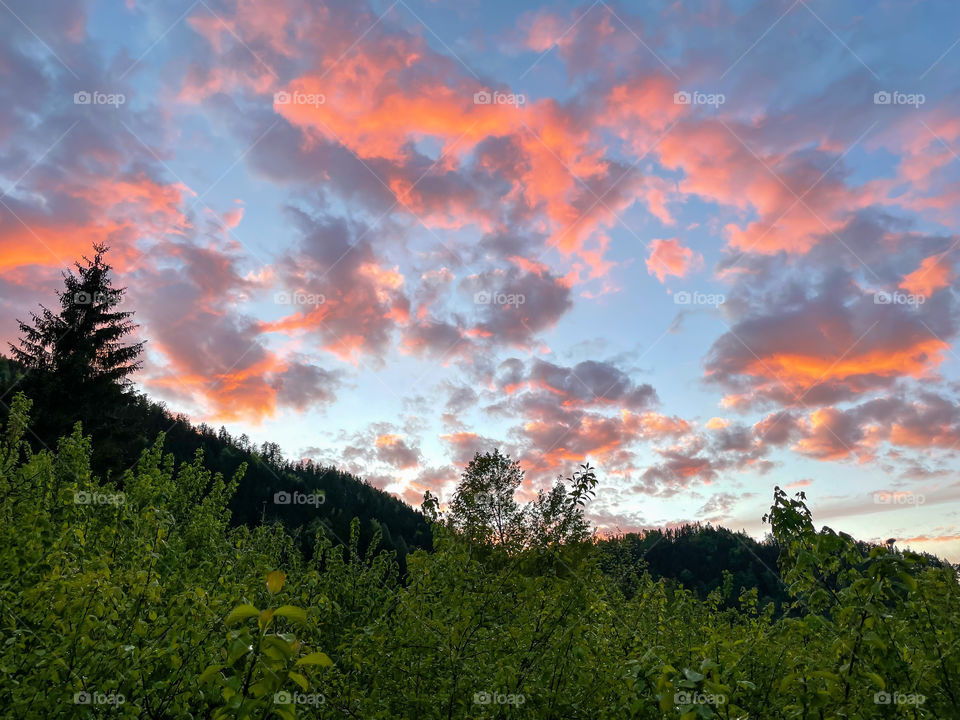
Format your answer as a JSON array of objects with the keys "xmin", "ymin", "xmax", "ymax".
[
  {"xmin": 623, "ymin": 410, "xmax": 691, "ymax": 438},
  {"xmin": 744, "ymin": 339, "xmax": 948, "ymax": 393},
  {"xmin": 0, "ymin": 174, "xmax": 190, "ymax": 271},
  {"xmin": 645, "ymin": 238, "xmax": 701, "ymax": 283},
  {"xmin": 889, "ymin": 422, "xmax": 960, "ymax": 449},
  {"xmin": 657, "ymin": 122, "xmax": 864, "ymax": 255},
  {"xmin": 147, "ymin": 354, "xmax": 282, "ymax": 423},
  {"xmin": 267, "ymin": 33, "xmax": 635, "ymax": 270},
  {"xmin": 899, "ymin": 533, "xmax": 960, "ymax": 544},
  {"xmin": 899, "ymin": 253, "xmax": 953, "ymax": 298},
  {"xmin": 792, "ymin": 408, "xmax": 857, "ymax": 461}
]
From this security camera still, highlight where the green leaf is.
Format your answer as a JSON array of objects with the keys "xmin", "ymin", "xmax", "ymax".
[
  {"xmin": 266, "ymin": 570, "xmax": 286, "ymax": 594},
  {"xmin": 274, "ymin": 605, "xmax": 307, "ymax": 625},
  {"xmin": 262, "ymin": 636, "xmax": 295, "ymax": 661},
  {"xmin": 224, "ymin": 604, "xmax": 259, "ymax": 626},
  {"xmin": 199, "ymin": 664, "xmax": 224, "ymax": 685},
  {"xmin": 898, "ymin": 571, "xmax": 918, "ymax": 592},
  {"xmin": 296, "ymin": 652, "xmax": 333, "ymax": 667}
]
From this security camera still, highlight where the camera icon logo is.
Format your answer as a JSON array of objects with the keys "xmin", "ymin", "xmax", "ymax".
[
  {"xmin": 674, "ymin": 91, "xmax": 692, "ymax": 105},
  {"xmin": 274, "ymin": 91, "xmax": 291, "ymax": 105},
  {"xmin": 274, "ymin": 491, "xmax": 291, "ymax": 505},
  {"xmin": 74, "ymin": 491, "xmax": 91, "ymax": 505},
  {"xmin": 473, "ymin": 691, "xmax": 492, "ymax": 705},
  {"xmin": 874, "ymin": 691, "xmax": 892, "ymax": 704},
  {"xmin": 674, "ymin": 691, "xmax": 692, "ymax": 704},
  {"xmin": 874, "ymin": 291, "xmax": 892, "ymax": 305},
  {"xmin": 74, "ymin": 691, "xmax": 92, "ymax": 704},
  {"xmin": 274, "ymin": 691, "xmax": 293, "ymax": 704},
  {"xmin": 674, "ymin": 291, "xmax": 691, "ymax": 305},
  {"xmin": 74, "ymin": 91, "xmax": 91, "ymax": 105},
  {"xmin": 874, "ymin": 91, "xmax": 891, "ymax": 105},
  {"xmin": 474, "ymin": 90, "xmax": 492, "ymax": 105},
  {"xmin": 74, "ymin": 291, "xmax": 93, "ymax": 305},
  {"xmin": 474, "ymin": 291, "xmax": 492, "ymax": 304}
]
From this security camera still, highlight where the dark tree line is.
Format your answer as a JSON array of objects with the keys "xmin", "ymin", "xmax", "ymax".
[{"xmin": 596, "ymin": 525, "xmax": 790, "ymax": 610}]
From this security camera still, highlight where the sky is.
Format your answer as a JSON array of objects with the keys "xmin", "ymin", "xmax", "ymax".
[{"xmin": 2, "ymin": 0, "xmax": 960, "ymax": 558}]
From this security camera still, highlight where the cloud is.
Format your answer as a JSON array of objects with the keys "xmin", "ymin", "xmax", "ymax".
[
  {"xmin": 260, "ymin": 210, "xmax": 410, "ymax": 363},
  {"xmin": 375, "ymin": 433, "xmax": 421, "ymax": 470},
  {"xmin": 494, "ymin": 357, "xmax": 658, "ymax": 410},
  {"xmin": 705, "ymin": 271, "xmax": 954, "ymax": 409},
  {"xmin": 899, "ymin": 253, "xmax": 954, "ymax": 298},
  {"xmin": 479, "ymin": 357, "xmax": 667, "ymax": 479},
  {"xmin": 646, "ymin": 238, "xmax": 702, "ymax": 283},
  {"xmin": 135, "ymin": 239, "xmax": 342, "ymax": 421},
  {"xmin": 440, "ymin": 431, "xmax": 500, "ymax": 467}
]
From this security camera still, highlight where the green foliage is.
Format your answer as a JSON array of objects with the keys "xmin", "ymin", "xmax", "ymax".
[
  {"xmin": 447, "ymin": 450, "xmax": 599, "ymax": 551},
  {"xmin": 202, "ymin": 570, "xmax": 332, "ymax": 719},
  {"xmin": 449, "ymin": 449, "xmax": 527, "ymax": 547},
  {"xmin": 1, "ymin": 403, "xmax": 957, "ymax": 718}
]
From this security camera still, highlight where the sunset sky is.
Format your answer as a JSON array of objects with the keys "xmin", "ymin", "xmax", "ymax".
[{"xmin": 2, "ymin": 0, "xmax": 960, "ymax": 557}]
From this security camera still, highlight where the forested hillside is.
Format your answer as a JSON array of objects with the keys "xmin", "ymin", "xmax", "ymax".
[{"xmin": 0, "ymin": 353, "xmax": 431, "ymax": 564}]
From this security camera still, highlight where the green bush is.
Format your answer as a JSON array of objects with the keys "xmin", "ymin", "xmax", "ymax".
[{"xmin": 1, "ymin": 393, "xmax": 956, "ymax": 718}]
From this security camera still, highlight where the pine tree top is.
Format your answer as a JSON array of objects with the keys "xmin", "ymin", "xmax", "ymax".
[{"xmin": 8, "ymin": 244, "xmax": 145, "ymax": 387}]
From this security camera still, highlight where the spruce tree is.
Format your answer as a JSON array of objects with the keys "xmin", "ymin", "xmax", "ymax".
[
  {"xmin": 9, "ymin": 243, "xmax": 143, "ymax": 387},
  {"xmin": 7, "ymin": 244, "xmax": 144, "ymax": 469}
]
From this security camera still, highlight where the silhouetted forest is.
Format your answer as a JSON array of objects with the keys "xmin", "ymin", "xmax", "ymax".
[{"xmin": 0, "ymin": 353, "xmax": 432, "ymax": 564}]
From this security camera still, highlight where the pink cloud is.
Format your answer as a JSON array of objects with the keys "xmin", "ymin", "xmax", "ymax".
[
  {"xmin": 900, "ymin": 253, "xmax": 953, "ymax": 298},
  {"xmin": 645, "ymin": 238, "xmax": 702, "ymax": 282}
]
